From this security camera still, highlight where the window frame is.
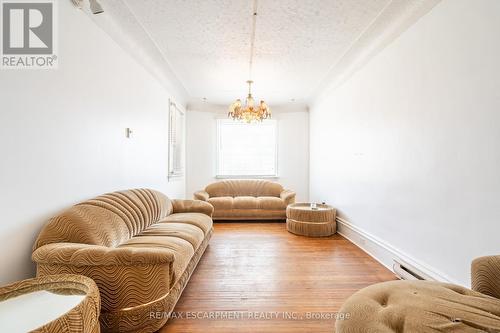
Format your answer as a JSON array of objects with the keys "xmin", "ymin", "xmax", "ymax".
[
  {"xmin": 168, "ymin": 99, "xmax": 185, "ymax": 180},
  {"xmin": 215, "ymin": 118, "xmax": 279, "ymax": 179}
]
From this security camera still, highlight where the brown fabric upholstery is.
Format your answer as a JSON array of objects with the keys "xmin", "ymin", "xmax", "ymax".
[
  {"xmin": 139, "ymin": 223, "xmax": 205, "ymax": 250},
  {"xmin": 286, "ymin": 203, "xmax": 336, "ymax": 237},
  {"xmin": 34, "ymin": 189, "xmax": 173, "ymax": 249},
  {"xmin": 120, "ymin": 236, "xmax": 194, "ymax": 288},
  {"xmin": 32, "ymin": 189, "xmax": 213, "ymax": 333},
  {"xmin": 196, "ymin": 180, "xmax": 295, "ymax": 220},
  {"xmin": 280, "ymin": 190, "xmax": 296, "ymax": 206},
  {"xmin": 472, "ymin": 255, "xmax": 500, "ymax": 300},
  {"xmin": 193, "ymin": 190, "xmax": 209, "ymax": 201},
  {"xmin": 172, "ymin": 199, "xmax": 214, "ymax": 217},
  {"xmin": 32, "ymin": 243, "xmax": 176, "ymax": 267},
  {"xmin": 34, "ymin": 246, "xmax": 172, "ymax": 312},
  {"xmin": 337, "ymin": 258, "xmax": 500, "ymax": 333},
  {"xmin": 212, "ymin": 209, "xmax": 286, "ymax": 220},
  {"xmin": 233, "ymin": 196, "xmax": 259, "ymax": 209},
  {"xmin": 205, "ymin": 179, "xmax": 283, "ymax": 197},
  {"xmin": 208, "ymin": 197, "xmax": 234, "ymax": 211},
  {"xmin": 100, "ymin": 229, "xmax": 211, "ymax": 333},
  {"xmin": 161, "ymin": 212, "xmax": 213, "ymax": 235},
  {"xmin": 258, "ymin": 197, "xmax": 287, "ymax": 210}
]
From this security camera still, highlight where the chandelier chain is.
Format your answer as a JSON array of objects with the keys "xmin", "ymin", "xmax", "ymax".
[{"xmin": 227, "ymin": 0, "xmax": 270, "ymax": 123}]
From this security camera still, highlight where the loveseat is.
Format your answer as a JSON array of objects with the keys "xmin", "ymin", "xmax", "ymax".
[
  {"xmin": 194, "ymin": 180, "xmax": 295, "ymax": 220},
  {"xmin": 32, "ymin": 189, "xmax": 214, "ymax": 333},
  {"xmin": 336, "ymin": 255, "xmax": 500, "ymax": 332}
]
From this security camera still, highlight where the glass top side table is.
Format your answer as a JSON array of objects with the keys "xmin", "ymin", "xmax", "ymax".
[{"xmin": 0, "ymin": 274, "xmax": 100, "ymax": 333}]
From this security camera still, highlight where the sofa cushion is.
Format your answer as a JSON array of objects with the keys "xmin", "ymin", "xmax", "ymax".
[
  {"xmin": 212, "ymin": 209, "xmax": 286, "ymax": 220},
  {"xmin": 119, "ymin": 236, "xmax": 194, "ymax": 287},
  {"xmin": 208, "ymin": 197, "xmax": 233, "ymax": 210},
  {"xmin": 205, "ymin": 180, "xmax": 283, "ymax": 197},
  {"xmin": 233, "ymin": 196, "xmax": 259, "ymax": 209},
  {"xmin": 257, "ymin": 196, "xmax": 286, "ymax": 210},
  {"xmin": 336, "ymin": 280, "xmax": 500, "ymax": 333},
  {"xmin": 161, "ymin": 213, "xmax": 213, "ymax": 235},
  {"xmin": 139, "ymin": 223, "xmax": 204, "ymax": 250},
  {"xmin": 209, "ymin": 196, "xmax": 286, "ymax": 211}
]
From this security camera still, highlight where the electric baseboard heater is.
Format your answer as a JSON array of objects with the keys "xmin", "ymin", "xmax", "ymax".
[{"xmin": 393, "ymin": 259, "xmax": 434, "ymax": 281}]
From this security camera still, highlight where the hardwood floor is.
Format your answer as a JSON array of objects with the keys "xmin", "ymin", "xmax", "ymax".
[{"xmin": 159, "ymin": 222, "xmax": 396, "ymax": 333}]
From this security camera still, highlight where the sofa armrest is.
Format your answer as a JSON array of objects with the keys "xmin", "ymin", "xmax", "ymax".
[
  {"xmin": 471, "ymin": 255, "xmax": 500, "ymax": 300},
  {"xmin": 194, "ymin": 190, "xmax": 210, "ymax": 201},
  {"xmin": 280, "ymin": 190, "xmax": 296, "ymax": 205},
  {"xmin": 172, "ymin": 199, "xmax": 214, "ymax": 217},
  {"xmin": 32, "ymin": 243, "xmax": 174, "ymax": 312}
]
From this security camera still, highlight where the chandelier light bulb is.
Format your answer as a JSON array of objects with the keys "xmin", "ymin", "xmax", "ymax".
[{"xmin": 228, "ymin": 80, "xmax": 271, "ymax": 123}]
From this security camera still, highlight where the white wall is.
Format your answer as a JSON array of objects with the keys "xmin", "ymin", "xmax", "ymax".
[
  {"xmin": 310, "ymin": 0, "xmax": 500, "ymax": 286},
  {"xmin": 186, "ymin": 106, "xmax": 309, "ymax": 202},
  {"xmin": 0, "ymin": 1, "xmax": 185, "ymax": 284}
]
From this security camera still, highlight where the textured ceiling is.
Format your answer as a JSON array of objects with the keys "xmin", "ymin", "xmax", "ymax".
[
  {"xmin": 91, "ymin": 0, "xmax": 439, "ymax": 106},
  {"xmin": 120, "ymin": 0, "xmax": 391, "ymax": 105}
]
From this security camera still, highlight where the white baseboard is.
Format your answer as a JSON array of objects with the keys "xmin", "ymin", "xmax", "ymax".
[{"xmin": 336, "ymin": 217, "xmax": 456, "ymax": 284}]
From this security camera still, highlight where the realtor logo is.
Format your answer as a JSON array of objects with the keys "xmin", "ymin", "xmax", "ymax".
[{"xmin": 1, "ymin": 0, "xmax": 57, "ymax": 69}]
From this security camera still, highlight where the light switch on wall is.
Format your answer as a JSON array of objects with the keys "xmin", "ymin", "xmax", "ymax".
[{"xmin": 125, "ymin": 128, "xmax": 133, "ymax": 138}]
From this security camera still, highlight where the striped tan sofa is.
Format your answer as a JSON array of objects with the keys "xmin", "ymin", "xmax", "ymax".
[
  {"xmin": 336, "ymin": 256, "xmax": 500, "ymax": 332},
  {"xmin": 32, "ymin": 189, "xmax": 214, "ymax": 333},
  {"xmin": 194, "ymin": 180, "xmax": 295, "ymax": 220}
]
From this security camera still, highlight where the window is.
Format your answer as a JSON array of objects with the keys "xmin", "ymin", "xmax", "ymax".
[
  {"xmin": 168, "ymin": 100, "xmax": 185, "ymax": 179},
  {"xmin": 216, "ymin": 119, "xmax": 278, "ymax": 177}
]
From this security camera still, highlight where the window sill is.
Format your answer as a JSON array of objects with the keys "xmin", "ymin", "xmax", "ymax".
[{"xmin": 215, "ymin": 175, "xmax": 279, "ymax": 180}]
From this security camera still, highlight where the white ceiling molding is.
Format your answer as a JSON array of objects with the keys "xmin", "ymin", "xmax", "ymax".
[
  {"xmin": 76, "ymin": 0, "xmax": 189, "ymax": 104},
  {"xmin": 311, "ymin": 0, "xmax": 442, "ymax": 107}
]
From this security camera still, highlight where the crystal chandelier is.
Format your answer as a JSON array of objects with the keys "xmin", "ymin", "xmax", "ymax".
[
  {"xmin": 228, "ymin": 80, "xmax": 270, "ymax": 123},
  {"xmin": 228, "ymin": 0, "xmax": 271, "ymax": 123}
]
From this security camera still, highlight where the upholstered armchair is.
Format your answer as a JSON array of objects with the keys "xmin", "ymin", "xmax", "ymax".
[
  {"xmin": 471, "ymin": 255, "xmax": 500, "ymax": 300},
  {"xmin": 336, "ymin": 255, "xmax": 500, "ymax": 332}
]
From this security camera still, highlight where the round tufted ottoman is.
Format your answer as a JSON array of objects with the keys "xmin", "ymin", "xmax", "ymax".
[{"xmin": 336, "ymin": 280, "xmax": 500, "ymax": 332}]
